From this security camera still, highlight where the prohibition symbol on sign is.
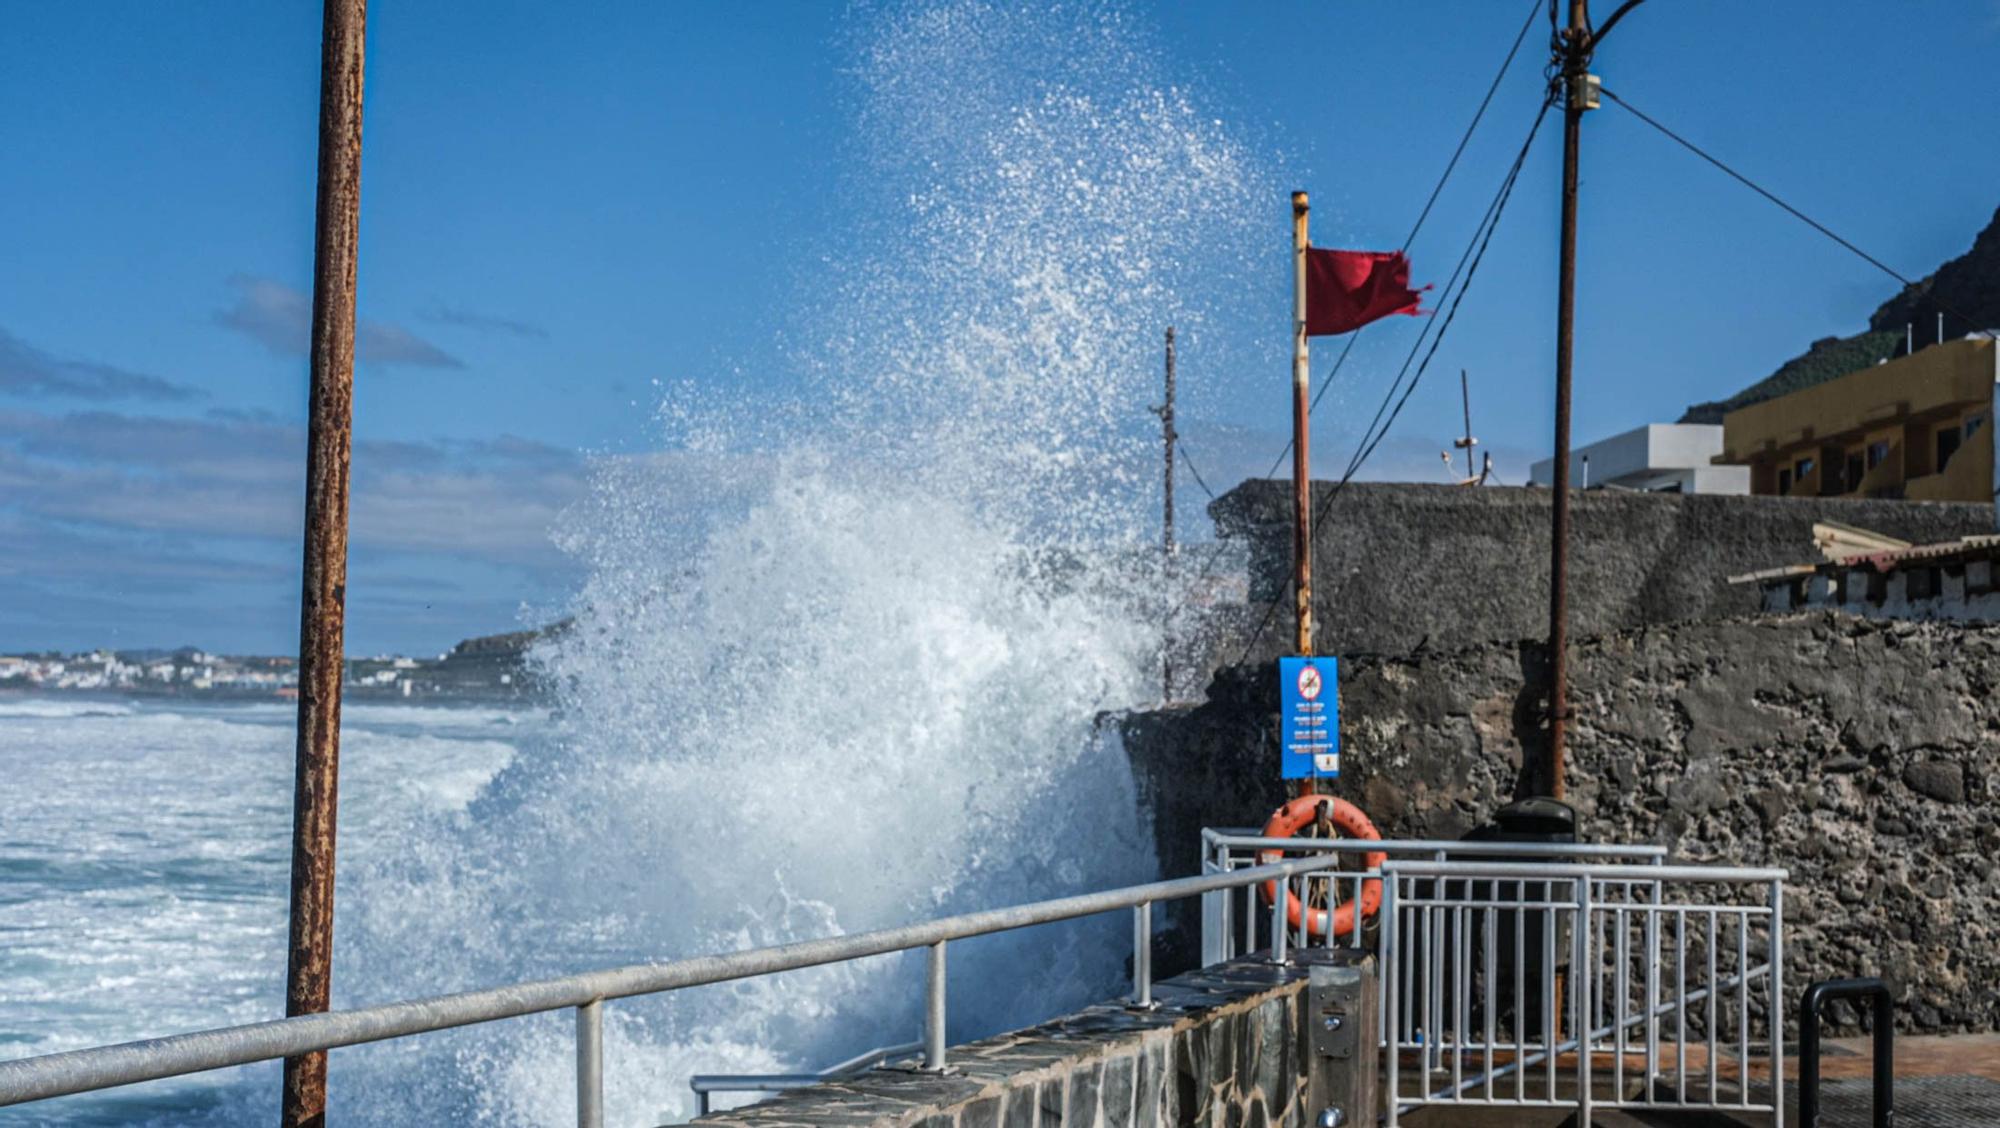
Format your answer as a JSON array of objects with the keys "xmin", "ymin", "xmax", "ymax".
[{"xmin": 1296, "ymin": 664, "xmax": 1322, "ymax": 700}]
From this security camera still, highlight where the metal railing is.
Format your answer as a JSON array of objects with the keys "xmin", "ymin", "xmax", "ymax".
[
  {"xmin": 2, "ymin": 829, "xmax": 1790, "ymax": 1128},
  {"xmin": 693, "ymin": 832, "xmax": 1671, "ymax": 1114},
  {"xmin": 1378, "ymin": 859, "xmax": 1789, "ymax": 1128},
  {"xmin": 0, "ymin": 853, "xmax": 1337, "ymax": 1126},
  {"xmin": 690, "ymin": 1039, "xmax": 924, "ymax": 1116},
  {"xmin": 1198, "ymin": 827, "xmax": 1670, "ymax": 966},
  {"xmin": 1198, "ymin": 837, "xmax": 1790, "ymax": 1127}
]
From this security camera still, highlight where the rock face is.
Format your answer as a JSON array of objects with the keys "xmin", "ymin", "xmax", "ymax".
[
  {"xmin": 1868, "ymin": 204, "xmax": 2000, "ymax": 344},
  {"xmin": 1682, "ymin": 202, "xmax": 2000, "ymax": 424},
  {"xmin": 1208, "ymin": 481, "xmax": 1994, "ymax": 664},
  {"xmin": 1123, "ymin": 613, "xmax": 2000, "ymax": 1035}
]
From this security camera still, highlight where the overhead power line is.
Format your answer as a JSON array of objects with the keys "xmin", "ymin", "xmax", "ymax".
[
  {"xmin": 1177, "ymin": 443, "xmax": 1218, "ymax": 501},
  {"xmin": 1599, "ymin": 84, "xmax": 1995, "ymax": 340},
  {"xmin": 1338, "ymin": 100, "xmax": 1549, "ymax": 485},
  {"xmin": 1165, "ymin": 0, "xmax": 1547, "ymax": 604},
  {"xmin": 1260, "ymin": 0, "xmax": 1546, "ymax": 484}
]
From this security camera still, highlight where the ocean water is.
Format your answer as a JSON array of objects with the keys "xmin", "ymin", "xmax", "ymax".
[
  {"xmin": 0, "ymin": 698, "xmax": 532, "ymax": 1124},
  {"xmin": 1, "ymin": 2, "xmax": 1277, "ymax": 1123}
]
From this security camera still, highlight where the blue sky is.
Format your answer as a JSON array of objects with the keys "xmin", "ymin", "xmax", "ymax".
[{"xmin": 5, "ymin": 1, "xmax": 1999, "ymax": 655}]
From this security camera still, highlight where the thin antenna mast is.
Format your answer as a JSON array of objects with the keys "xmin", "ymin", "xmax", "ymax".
[
  {"xmin": 1159, "ymin": 327, "xmax": 1177, "ymax": 702},
  {"xmin": 1456, "ymin": 369, "xmax": 1478, "ymax": 480}
]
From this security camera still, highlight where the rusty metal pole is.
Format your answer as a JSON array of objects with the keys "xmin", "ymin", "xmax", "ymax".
[
  {"xmin": 1161, "ymin": 326, "xmax": 1177, "ymax": 703},
  {"xmin": 282, "ymin": 2, "xmax": 365, "ymax": 1124},
  {"xmin": 1291, "ymin": 192, "xmax": 1313, "ymax": 660},
  {"xmin": 1545, "ymin": 0, "xmax": 1588, "ymax": 802},
  {"xmin": 1291, "ymin": 193, "xmax": 1316, "ymax": 801}
]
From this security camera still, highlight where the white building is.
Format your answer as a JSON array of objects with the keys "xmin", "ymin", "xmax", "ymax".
[{"xmin": 1529, "ymin": 423, "xmax": 1749, "ymax": 494}]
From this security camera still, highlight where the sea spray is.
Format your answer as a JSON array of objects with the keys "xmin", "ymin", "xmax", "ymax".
[{"xmin": 323, "ymin": 2, "xmax": 1275, "ymax": 1123}]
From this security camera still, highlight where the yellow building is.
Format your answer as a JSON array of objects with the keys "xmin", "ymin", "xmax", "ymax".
[{"xmin": 1716, "ymin": 337, "xmax": 1998, "ymax": 502}]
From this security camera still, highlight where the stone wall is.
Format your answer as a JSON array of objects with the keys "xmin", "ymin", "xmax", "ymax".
[
  {"xmin": 689, "ymin": 958, "xmax": 1327, "ymax": 1128},
  {"xmin": 1208, "ymin": 481, "xmax": 1994, "ymax": 661},
  {"xmin": 1122, "ymin": 613, "xmax": 2000, "ymax": 1034}
]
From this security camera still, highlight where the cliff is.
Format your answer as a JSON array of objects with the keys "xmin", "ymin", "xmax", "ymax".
[{"xmin": 1681, "ymin": 203, "xmax": 2000, "ymax": 424}]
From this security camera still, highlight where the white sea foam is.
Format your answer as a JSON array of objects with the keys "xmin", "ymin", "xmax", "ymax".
[{"xmin": 0, "ymin": 699, "xmax": 137, "ymax": 719}]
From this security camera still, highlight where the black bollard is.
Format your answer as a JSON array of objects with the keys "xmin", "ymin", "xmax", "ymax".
[{"xmin": 1799, "ymin": 977, "xmax": 1893, "ymax": 1128}]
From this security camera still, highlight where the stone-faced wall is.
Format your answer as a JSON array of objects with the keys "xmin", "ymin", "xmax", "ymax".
[
  {"xmin": 689, "ymin": 958, "xmax": 1327, "ymax": 1128},
  {"xmin": 1208, "ymin": 481, "xmax": 1995, "ymax": 662},
  {"xmin": 1122, "ymin": 613, "xmax": 2000, "ymax": 1034}
]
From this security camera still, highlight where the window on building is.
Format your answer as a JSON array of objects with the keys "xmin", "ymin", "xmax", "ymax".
[
  {"xmin": 1777, "ymin": 467, "xmax": 1792, "ymax": 494},
  {"xmin": 1795, "ymin": 456, "xmax": 1815, "ymax": 482},
  {"xmin": 1867, "ymin": 440, "xmax": 1890, "ymax": 470},
  {"xmin": 1844, "ymin": 451, "xmax": 1864, "ymax": 491},
  {"xmin": 1937, "ymin": 424, "xmax": 1963, "ymax": 472},
  {"xmin": 1968, "ymin": 414, "xmax": 1987, "ymax": 439}
]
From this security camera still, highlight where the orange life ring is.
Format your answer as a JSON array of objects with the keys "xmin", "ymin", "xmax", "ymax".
[{"xmin": 1258, "ymin": 794, "xmax": 1385, "ymax": 939}]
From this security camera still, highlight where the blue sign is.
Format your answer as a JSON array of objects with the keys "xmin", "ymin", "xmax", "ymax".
[{"xmin": 1278, "ymin": 655, "xmax": 1339, "ymax": 780}]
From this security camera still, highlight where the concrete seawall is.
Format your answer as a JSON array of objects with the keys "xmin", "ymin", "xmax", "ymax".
[{"xmin": 1209, "ymin": 481, "xmax": 1994, "ymax": 662}]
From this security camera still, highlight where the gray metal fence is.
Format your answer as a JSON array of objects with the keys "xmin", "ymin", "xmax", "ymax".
[
  {"xmin": 1197, "ymin": 827, "xmax": 1669, "ymax": 965},
  {"xmin": 1198, "ymin": 831, "xmax": 1788, "ymax": 1128},
  {"xmin": 0, "ymin": 854, "xmax": 1330, "ymax": 1125},
  {"xmin": 685, "ymin": 832, "xmax": 1667, "ymax": 1112},
  {"xmin": 689, "ymin": 1039, "xmax": 925, "ymax": 1116},
  {"xmin": 1378, "ymin": 859, "xmax": 1788, "ymax": 1128}
]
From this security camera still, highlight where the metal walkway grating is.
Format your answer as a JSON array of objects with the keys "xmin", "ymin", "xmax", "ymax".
[{"xmin": 1814, "ymin": 1073, "xmax": 2000, "ymax": 1126}]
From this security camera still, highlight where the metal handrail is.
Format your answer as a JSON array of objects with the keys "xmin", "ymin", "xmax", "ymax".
[
  {"xmin": 0, "ymin": 853, "xmax": 1338, "ymax": 1122},
  {"xmin": 690, "ymin": 1039, "xmax": 924, "ymax": 1116},
  {"xmin": 1380, "ymin": 860, "xmax": 1786, "ymax": 882},
  {"xmin": 1198, "ymin": 833, "xmax": 1671, "ymax": 968},
  {"xmin": 675, "ymin": 837, "xmax": 1682, "ymax": 1110},
  {"xmin": 1201, "ymin": 829, "xmax": 1671, "ymax": 861}
]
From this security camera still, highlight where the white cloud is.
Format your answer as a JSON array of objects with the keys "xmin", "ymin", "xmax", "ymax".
[
  {"xmin": 0, "ymin": 327, "xmax": 200, "ymax": 402},
  {"xmin": 213, "ymin": 276, "xmax": 465, "ymax": 370},
  {"xmin": 0, "ymin": 408, "xmax": 582, "ymax": 566}
]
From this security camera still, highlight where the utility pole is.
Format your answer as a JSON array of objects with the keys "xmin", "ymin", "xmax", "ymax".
[
  {"xmin": 1546, "ymin": 0, "xmax": 1643, "ymax": 801},
  {"xmin": 1545, "ymin": 0, "xmax": 1588, "ymax": 803},
  {"xmin": 1544, "ymin": 0, "xmax": 1589, "ymax": 803},
  {"xmin": 284, "ymin": 2, "xmax": 365, "ymax": 1124},
  {"xmin": 1457, "ymin": 369, "xmax": 1477, "ymax": 481},
  {"xmin": 1160, "ymin": 326, "xmax": 1177, "ymax": 703},
  {"xmin": 1291, "ymin": 192, "xmax": 1313, "ymax": 660}
]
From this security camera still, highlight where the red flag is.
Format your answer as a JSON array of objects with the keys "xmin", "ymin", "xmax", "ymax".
[{"xmin": 1305, "ymin": 248, "xmax": 1426, "ymax": 336}]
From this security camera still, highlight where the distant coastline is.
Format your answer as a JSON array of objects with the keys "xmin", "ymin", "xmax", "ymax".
[{"xmin": 0, "ymin": 623, "xmax": 563, "ymax": 706}]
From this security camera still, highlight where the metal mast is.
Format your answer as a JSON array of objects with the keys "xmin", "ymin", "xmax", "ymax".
[{"xmin": 1159, "ymin": 326, "xmax": 1177, "ymax": 702}]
